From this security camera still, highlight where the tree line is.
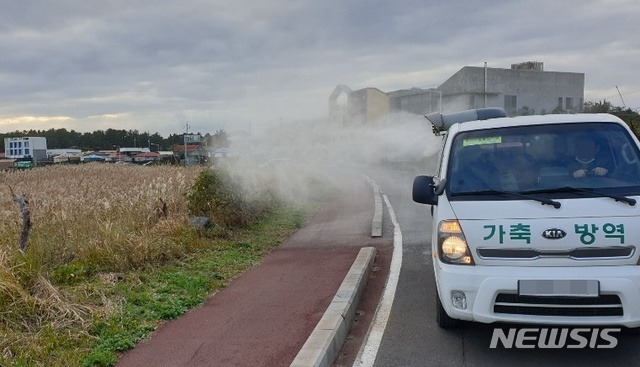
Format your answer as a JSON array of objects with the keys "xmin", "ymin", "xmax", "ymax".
[
  {"xmin": 1, "ymin": 101, "xmax": 638, "ymax": 152},
  {"xmin": 581, "ymin": 100, "xmax": 640, "ymax": 136},
  {"xmin": 0, "ymin": 128, "xmax": 229, "ymax": 152}
]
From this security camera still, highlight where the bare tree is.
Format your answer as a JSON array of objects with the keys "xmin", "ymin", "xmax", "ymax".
[{"xmin": 9, "ymin": 186, "xmax": 31, "ymax": 253}]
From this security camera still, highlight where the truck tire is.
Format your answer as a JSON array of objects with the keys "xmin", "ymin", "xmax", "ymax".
[{"xmin": 436, "ymin": 293, "xmax": 461, "ymax": 328}]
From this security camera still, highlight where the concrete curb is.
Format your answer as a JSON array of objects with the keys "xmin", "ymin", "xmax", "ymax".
[
  {"xmin": 290, "ymin": 247, "xmax": 377, "ymax": 367},
  {"xmin": 364, "ymin": 176, "xmax": 383, "ymax": 238}
]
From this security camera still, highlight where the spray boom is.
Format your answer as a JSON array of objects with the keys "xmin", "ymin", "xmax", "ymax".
[{"xmin": 426, "ymin": 108, "xmax": 507, "ymax": 134}]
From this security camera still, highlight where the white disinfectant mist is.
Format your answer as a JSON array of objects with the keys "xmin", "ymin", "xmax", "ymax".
[{"xmin": 217, "ymin": 112, "xmax": 442, "ymax": 206}]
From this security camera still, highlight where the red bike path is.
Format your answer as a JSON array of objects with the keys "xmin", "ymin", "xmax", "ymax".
[{"xmin": 117, "ymin": 179, "xmax": 393, "ymax": 367}]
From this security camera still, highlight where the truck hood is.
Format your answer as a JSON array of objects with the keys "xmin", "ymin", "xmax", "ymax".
[
  {"xmin": 450, "ymin": 196, "xmax": 640, "ymax": 220},
  {"xmin": 449, "ymin": 197, "xmax": 640, "ymax": 266}
]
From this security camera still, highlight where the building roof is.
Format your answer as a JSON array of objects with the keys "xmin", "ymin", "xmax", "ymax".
[
  {"xmin": 329, "ymin": 85, "xmax": 353, "ymax": 101},
  {"xmin": 83, "ymin": 154, "xmax": 106, "ymax": 160},
  {"xmin": 439, "ymin": 64, "xmax": 585, "ymax": 91},
  {"xmin": 387, "ymin": 88, "xmax": 440, "ymax": 98},
  {"xmin": 47, "ymin": 149, "xmax": 82, "ymax": 155},
  {"xmin": 352, "ymin": 87, "xmax": 387, "ymax": 95},
  {"xmin": 119, "ymin": 147, "xmax": 151, "ymax": 153},
  {"xmin": 172, "ymin": 144, "xmax": 205, "ymax": 152},
  {"xmin": 135, "ymin": 152, "xmax": 162, "ymax": 158},
  {"xmin": 4, "ymin": 136, "xmax": 47, "ymax": 140}
]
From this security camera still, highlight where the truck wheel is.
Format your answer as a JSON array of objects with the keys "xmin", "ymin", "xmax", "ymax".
[{"xmin": 436, "ymin": 293, "xmax": 461, "ymax": 328}]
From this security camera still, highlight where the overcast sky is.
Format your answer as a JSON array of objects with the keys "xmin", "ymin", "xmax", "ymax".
[{"xmin": 1, "ymin": 0, "xmax": 639, "ymax": 136}]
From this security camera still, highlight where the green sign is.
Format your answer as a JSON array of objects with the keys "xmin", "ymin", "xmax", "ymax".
[
  {"xmin": 14, "ymin": 161, "xmax": 34, "ymax": 169},
  {"xmin": 482, "ymin": 223, "xmax": 625, "ymax": 245},
  {"xmin": 483, "ymin": 223, "xmax": 531, "ymax": 244},
  {"xmin": 575, "ymin": 223, "xmax": 625, "ymax": 245},
  {"xmin": 463, "ymin": 136, "xmax": 502, "ymax": 147}
]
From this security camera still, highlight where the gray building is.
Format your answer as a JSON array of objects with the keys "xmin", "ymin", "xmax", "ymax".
[
  {"xmin": 329, "ymin": 85, "xmax": 390, "ymax": 126},
  {"xmin": 388, "ymin": 88, "xmax": 441, "ymax": 115},
  {"xmin": 329, "ymin": 61, "xmax": 585, "ymax": 125},
  {"xmin": 4, "ymin": 137, "xmax": 48, "ymax": 162},
  {"xmin": 329, "ymin": 85, "xmax": 351, "ymax": 126},
  {"xmin": 438, "ymin": 62, "xmax": 584, "ymax": 116},
  {"xmin": 329, "ymin": 86, "xmax": 441, "ymax": 125}
]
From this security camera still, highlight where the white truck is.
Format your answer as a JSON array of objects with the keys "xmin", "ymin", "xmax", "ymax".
[{"xmin": 413, "ymin": 108, "xmax": 640, "ymax": 328}]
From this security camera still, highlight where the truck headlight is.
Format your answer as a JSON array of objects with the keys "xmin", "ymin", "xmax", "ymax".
[{"xmin": 438, "ymin": 220, "xmax": 474, "ymax": 265}]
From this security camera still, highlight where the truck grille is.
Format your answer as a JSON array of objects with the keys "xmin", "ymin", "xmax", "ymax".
[
  {"xmin": 493, "ymin": 293, "xmax": 623, "ymax": 317},
  {"xmin": 477, "ymin": 246, "xmax": 635, "ymax": 260}
]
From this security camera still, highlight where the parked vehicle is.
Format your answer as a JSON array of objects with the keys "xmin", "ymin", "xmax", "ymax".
[{"xmin": 14, "ymin": 160, "xmax": 35, "ymax": 169}]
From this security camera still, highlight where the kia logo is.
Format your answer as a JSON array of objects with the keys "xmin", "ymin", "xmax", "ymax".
[{"xmin": 542, "ymin": 228, "xmax": 566, "ymax": 240}]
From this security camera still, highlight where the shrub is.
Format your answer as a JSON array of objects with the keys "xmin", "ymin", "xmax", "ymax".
[{"xmin": 186, "ymin": 168, "xmax": 277, "ymax": 229}]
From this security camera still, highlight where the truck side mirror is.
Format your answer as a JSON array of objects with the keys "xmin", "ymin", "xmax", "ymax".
[{"xmin": 413, "ymin": 175, "xmax": 438, "ymax": 205}]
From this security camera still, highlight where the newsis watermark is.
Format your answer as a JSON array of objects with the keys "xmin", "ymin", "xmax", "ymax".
[{"xmin": 490, "ymin": 327, "xmax": 621, "ymax": 349}]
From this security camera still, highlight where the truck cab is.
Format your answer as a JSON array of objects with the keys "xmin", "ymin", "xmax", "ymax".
[{"xmin": 413, "ymin": 108, "xmax": 640, "ymax": 328}]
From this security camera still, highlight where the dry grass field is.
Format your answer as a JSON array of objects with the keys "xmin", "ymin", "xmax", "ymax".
[
  {"xmin": 0, "ymin": 162, "xmax": 319, "ymax": 366},
  {"xmin": 1, "ymin": 164, "xmax": 201, "ymax": 270},
  {"xmin": 1, "ymin": 164, "xmax": 204, "ymax": 365}
]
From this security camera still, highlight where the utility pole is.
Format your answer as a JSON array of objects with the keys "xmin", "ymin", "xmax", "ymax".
[
  {"xmin": 484, "ymin": 62, "xmax": 488, "ymax": 108},
  {"xmin": 184, "ymin": 122, "xmax": 190, "ymax": 165}
]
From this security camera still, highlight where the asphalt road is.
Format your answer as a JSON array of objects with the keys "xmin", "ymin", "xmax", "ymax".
[{"xmin": 367, "ymin": 165, "xmax": 640, "ymax": 367}]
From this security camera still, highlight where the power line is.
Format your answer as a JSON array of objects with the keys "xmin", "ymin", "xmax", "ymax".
[
  {"xmin": 616, "ymin": 86, "xmax": 627, "ymax": 108},
  {"xmin": 594, "ymin": 88, "xmax": 640, "ymax": 101}
]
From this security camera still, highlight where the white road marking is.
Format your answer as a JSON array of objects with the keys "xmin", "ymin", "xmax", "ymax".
[{"xmin": 353, "ymin": 192, "xmax": 403, "ymax": 367}]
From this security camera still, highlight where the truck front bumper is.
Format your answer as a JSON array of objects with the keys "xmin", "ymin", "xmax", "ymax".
[{"xmin": 436, "ymin": 264, "xmax": 640, "ymax": 327}]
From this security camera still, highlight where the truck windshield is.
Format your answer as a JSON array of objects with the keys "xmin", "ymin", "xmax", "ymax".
[{"xmin": 446, "ymin": 122, "xmax": 640, "ymax": 199}]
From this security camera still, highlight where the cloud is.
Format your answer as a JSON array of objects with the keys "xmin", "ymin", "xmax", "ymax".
[
  {"xmin": 0, "ymin": 115, "xmax": 74, "ymax": 131},
  {"xmin": 1, "ymin": 0, "xmax": 639, "ymax": 135}
]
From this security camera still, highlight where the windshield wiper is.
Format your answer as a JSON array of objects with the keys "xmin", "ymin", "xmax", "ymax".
[
  {"xmin": 525, "ymin": 186, "xmax": 636, "ymax": 206},
  {"xmin": 452, "ymin": 189, "xmax": 561, "ymax": 209}
]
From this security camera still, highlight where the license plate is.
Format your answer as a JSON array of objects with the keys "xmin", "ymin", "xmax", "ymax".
[{"xmin": 518, "ymin": 279, "xmax": 600, "ymax": 297}]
